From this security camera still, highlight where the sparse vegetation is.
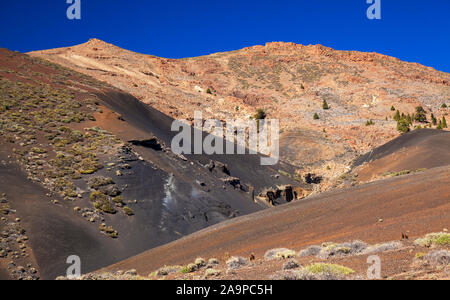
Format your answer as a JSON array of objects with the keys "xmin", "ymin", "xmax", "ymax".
[
  {"xmin": 265, "ymin": 248, "xmax": 296, "ymax": 260},
  {"xmin": 226, "ymin": 256, "xmax": 248, "ymax": 270},
  {"xmin": 180, "ymin": 263, "xmax": 198, "ymax": 274},
  {"xmin": 414, "ymin": 232, "xmax": 450, "ymax": 248},
  {"xmin": 303, "ymin": 263, "xmax": 355, "ymax": 276},
  {"xmin": 99, "ymin": 224, "xmax": 118, "ymax": 238},
  {"xmin": 123, "ymin": 206, "xmax": 134, "ymax": 216}
]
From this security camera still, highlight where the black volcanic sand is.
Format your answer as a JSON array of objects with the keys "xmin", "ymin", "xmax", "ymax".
[
  {"xmin": 0, "ymin": 148, "xmax": 119, "ymax": 279},
  {"xmin": 96, "ymin": 91, "xmax": 302, "ymax": 192},
  {"xmin": 0, "ymin": 88, "xmax": 305, "ymax": 279}
]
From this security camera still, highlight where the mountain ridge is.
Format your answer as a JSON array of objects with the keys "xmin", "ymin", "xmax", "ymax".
[{"xmin": 29, "ymin": 39, "xmax": 450, "ymax": 193}]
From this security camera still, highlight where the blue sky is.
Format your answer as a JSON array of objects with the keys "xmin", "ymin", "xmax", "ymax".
[{"xmin": 0, "ymin": 0, "xmax": 449, "ymax": 72}]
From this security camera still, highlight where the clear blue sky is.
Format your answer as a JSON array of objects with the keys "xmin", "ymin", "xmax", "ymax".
[{"xmin": 0, "ymin": 0, "xmax": 449, "ymax": 72}]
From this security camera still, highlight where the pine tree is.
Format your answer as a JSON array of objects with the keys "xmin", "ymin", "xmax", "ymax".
[
  {"xmin": 391, "ymin": 105, "xmax": 396, "ymax": 111},
  {"xmin": 254, "ymin": 109, "xmax": 267, "ymax": 120},
  {"xmin": 397, "ymin": 119, "xmax": 410, "ymax": 134},
  {"xmin": 313, "ymin": 113, "xmax": 320, "ymax": 120},
  {"xmin": 431, "ymin": 113, "xmax": 437, "ymax": 125},
  {"xmin": 322, "ymin": 100, "xmax": 330, "ymax": 110},
  {"xmin": 406, "ymin": 114, "xmax": 413, "ymax": 125},
  {"xmin": 443, "ymin": 116, "xmax": 448, "ymax": 128},
  {"xmin": 394, "ymin": 110, "xmax": 401, "ymax": 121},
  {"xmin": 414, "ymin": 106, "xmax": 427, "ymax": 123}
]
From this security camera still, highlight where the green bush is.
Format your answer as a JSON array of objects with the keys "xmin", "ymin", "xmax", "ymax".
[
  {"xmin": 303, "ymin": 263, "xmax": 355, "ymax": 276},
  {"xmin": 123, "ymin": 206, "xmax": 134, "ymax": 216},
  {"xmin": 415, "ymin": 232, "xmax": 450, "ymax": 247}
]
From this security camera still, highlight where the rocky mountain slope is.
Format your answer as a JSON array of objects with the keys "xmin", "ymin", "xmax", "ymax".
[{"xmin": 29, "ymin": 39, "xmax": 450, "ymax": 191}]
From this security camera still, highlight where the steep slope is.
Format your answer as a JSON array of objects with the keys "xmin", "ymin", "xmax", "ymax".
[
  {"xmin": 102, "ymin": 131, "xmax": 450, "ymax": 277},
  {"xmin": 351, "ymin": 129, "xmax": 450, "ymax": 183},
  {"xmin": 29, "ymin": 39, "xmax": 450, "ymax": 191},
  {"xmin": 0, "ymin": 48, "xmax": 302, "ymax": 279}
]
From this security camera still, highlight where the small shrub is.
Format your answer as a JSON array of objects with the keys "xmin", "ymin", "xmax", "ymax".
[
  {"xmin": 195, "ymin": 258, "xmax": 206, "ymax": 268},
  {"xmin": 283, "ymin": 260, "xmax": 300, "ymax": 270},
  {"xmin": 298, "ymin": 245, "xmax": 322, "ymax": 257},
  {"xmin": 123, "ymin": 206, "xmax": 134, "ymax": 216},
  {"xmin": 415, "ymin": 232, "xmax": 450, "ymax": 248},
  {"xmin": 79, "ymin": 158, "xmax": 102, "ymax": 174},
  {"xmin": 226, "ymin": 256, "xmax": 248, "ymax": 270},
  {"xmin": 415, "ymin": 252, "xmax": 426, "ymax": 259},
  {"xmin": 180, "ymin": 263, "xmax": 197, "ymax": 274},
  {"xmin": 304, "ymin": 263, "xmax": 355, "ymax": 276},
  {"xmin": 275, "ymin": 249, "xmax": 297, "ymax": 260},
  {"xmin": 156, "ymin": 265, "xmax": 182, "ymax": 276},
  {"xmin": 112, "ymin": 196, "xmax": 123, "ymax": 204},
  {"xmin": 88, "ymin": 176, "xmax": 114, "ymax": 189},
  {"xmin": 363, "ymin": 241, "xmax": 403, "ymax": 254},
  {"xmin": 204, "ymin": 269, "xmax": 221, "ymax": 278},
  {"xmin": 265, "ymin": 248, "xmax": 295, "ymax": 260},
  {"xmin": 313, "ymin": 113, "xmax": 319, "ymax": 120},
  {"xmin": 90, "ymin": 191, "xmax": 107, "ymax": 202},
  {"xmin": 30, "ymin": 147, "xmax": 47, "ymax": 154},
  {"xmin": 99, "ymin": 224, "xmax": 118, "ymax": 238},
  {"xmin": 423, "ymin": 250, "xmax": 450, "ymax": 266},
  {"xmin": 207, "ymin": 258, "xmax": 220, "ymax": 267}
]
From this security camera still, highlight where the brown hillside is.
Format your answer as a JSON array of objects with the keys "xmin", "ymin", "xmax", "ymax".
[{"xmin": 29, "ymin": 39, "xmax": 450, "ymax": 191}]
